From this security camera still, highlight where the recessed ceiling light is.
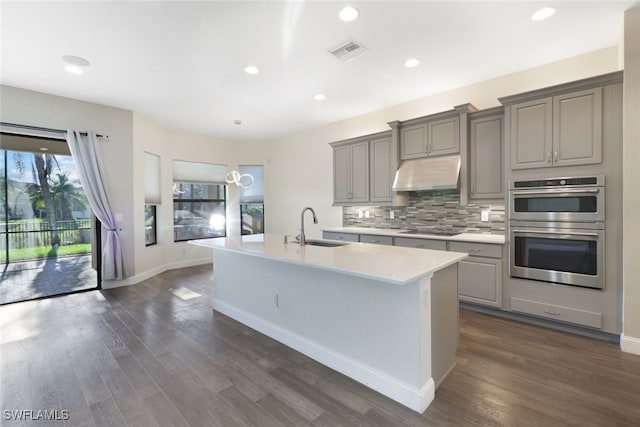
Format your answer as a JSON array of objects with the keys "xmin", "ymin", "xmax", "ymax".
[
  {"xmin": 404, "ymin": 58, "xmax": 420, "ymax": 68},
  {"xmin": 531, "ymin": 7, "xmax": 556, "ymax": 21},
  {"xmin": 339, "ymin": 6, "xmax": 359, "ymax": 22},
  {"xmin": 244, "ymin": 65, "xmax": 260, "ymax": 75},
  {"xmin": 62, "ymin": 55, "xmax": 90, "ymax": 74},
  {"xmin": 64, "ymin": 65, "xmax": 84, "ymax": 75},
  {"xmin": 314, "ymin": 94, "xmax": 326, "ymax": 101}
]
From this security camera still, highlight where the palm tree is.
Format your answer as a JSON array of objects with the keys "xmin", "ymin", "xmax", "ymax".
[
  {"xmin": 33, "ymin": 153, "xmax": 60, "ymax": 247},
  {"xmin": 51, "ymin": 173, "xmax": 87, "ymax": 221}
]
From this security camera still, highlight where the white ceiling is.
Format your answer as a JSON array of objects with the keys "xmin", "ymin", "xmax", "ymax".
[{"xmin": 0, "ymin": 1, "xmax": 634, "ymax": 141}]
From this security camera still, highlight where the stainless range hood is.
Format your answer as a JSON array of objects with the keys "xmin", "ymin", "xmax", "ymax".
[{"xmin": 392, "ymin": 155, "xmax": 461, "ymax": 191}]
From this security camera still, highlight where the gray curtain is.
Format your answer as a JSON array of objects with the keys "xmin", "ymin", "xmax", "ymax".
[{"xmin": 66, "ymin": 130, "xmax": 126, "ymax": 281}]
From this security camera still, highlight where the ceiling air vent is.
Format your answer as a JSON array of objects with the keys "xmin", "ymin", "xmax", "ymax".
[{"xmin": 329, "ymin": 40, "xmax": 368, "ymax": 62}]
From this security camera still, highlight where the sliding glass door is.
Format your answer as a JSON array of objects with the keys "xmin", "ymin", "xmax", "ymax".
[{"xmin": 0, "ymin": 138, "xmax": 98, "ymax": 304}]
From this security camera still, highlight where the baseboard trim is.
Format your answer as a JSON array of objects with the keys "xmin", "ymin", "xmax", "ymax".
[
  {"xmin": 621, "ymin": 334, "xmax": 640, "ymax": 355},
  {"xmin": 213, "ymin": 299, "xmax": 434, "ymax": 413},
  {"xmin": 101, "ymin": 258, "xmax": 211, "ymax": 289}
]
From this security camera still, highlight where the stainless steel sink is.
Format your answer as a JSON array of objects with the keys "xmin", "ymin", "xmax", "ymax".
[{"xmin": 293, "ymin": 239, "xmax": 350, "ymax": 247}]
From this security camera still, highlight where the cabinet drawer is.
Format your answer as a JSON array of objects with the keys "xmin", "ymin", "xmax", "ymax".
[
  {"xmin": 394, "ymin": 237, "xmax": 446, "ymax": 251},
  {"xmin": 359, "ymin": 234, "xmax": 393, "ymax": 245},
  {"xmin": 449, "ymin": 241, "xmax": 502, "ymax": 258},
  {"xmin": 511, "ymin": 297, "xmax": 602, "ymax": 329},
  {"xmin": 322, "ymin": 232, "xmax": 359, "ymax": 242}
]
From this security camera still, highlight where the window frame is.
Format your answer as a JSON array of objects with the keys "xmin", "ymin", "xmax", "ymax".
[
  {"xmin": 173, "ymin": 182, "xmax": 226, "ymax": 242},
  {"xmin": 145, "ymin": 204, "xmax": 158, "ymax": 247}
]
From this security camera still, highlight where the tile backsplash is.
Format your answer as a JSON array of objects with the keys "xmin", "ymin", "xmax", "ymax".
[{"xmin": 343, "ymin": 191, "xmax": 505, "ymax": 234}]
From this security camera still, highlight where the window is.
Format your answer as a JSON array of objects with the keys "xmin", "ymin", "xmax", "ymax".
[
  {"xmin": 145, "ymin": 205, "xmax": 157, "ymax": 246},
  {"xmin": 239, "ymin": 165, "xmax": 264, "ymax": 235},
  {"xmin": 172, "ymin": 160, "xmax": 228, "ymax": 242},
  {"xmin": 173, "ymin": 183, "xmax": 226, "ymax": 241},
  {"xmin": 144, "ymin": 152, "xmax": 161, "ymax": 246}
]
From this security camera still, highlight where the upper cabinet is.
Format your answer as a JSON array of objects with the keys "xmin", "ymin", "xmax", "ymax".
[
  {"xmin": 468, "ymin": 107, "xmax": 504, "ymax": 200},
  {"xmin": 331, "ymin": 130, "xmax": 401, "ymax": 206},
  {"xmin": 399, "ymin": 111, "xmax": 461, "ymax": 160},
  {"xmin": 332, "ymin": 140, "xmax": 369, "ymax": 204},
  {"xmin": 499, "ymin": 73, "xmax": 619, "ymax": 171}
]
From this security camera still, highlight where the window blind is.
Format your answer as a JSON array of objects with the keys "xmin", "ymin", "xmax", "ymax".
[
  {"xmin": 144, "ymin": 152, "xmax": 161, "ymax": 204},
  {"xmin": 239, "ymin": 165, "xmax": 264, "ymax": 203},
  {"xmin": 172, "ymin": 159, "xmax": 227, "ymax": 184}
]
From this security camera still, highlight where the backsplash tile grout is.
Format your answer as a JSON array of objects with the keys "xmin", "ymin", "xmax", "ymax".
[{"xmin": 343, "ymin": 190, "xmax": 505, "ymax": 234}]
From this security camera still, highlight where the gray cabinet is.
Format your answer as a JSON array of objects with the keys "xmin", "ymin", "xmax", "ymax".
[
  {"xmin": 449, "ymin": 241, "xmax": 502, "ymax": 308},
  {"xmin": 508, "ymin": 87, "xmax": 602, "ymax": 170},
  {"xmin": 331, "ymin": 130, "xmax": 399, "ymax": 206},
  {"xmin": 370, "ymin": 136, "xmax": 394, "ymax": 203},
  {"xmin": 332, "ymin": 140, "xmax": 369, "ymax": 204},
  {"xmin": 359, "ymin": 234, "xmax": 393, "ymax": 245},
  {"xmin": 469, "ymin": 109, "xmax": 503, "ymax": 200},
  {"xmin": 428, "ymin": 116, "xmax": 460, "ymax": 156},
  {"xmin": 393, "ymin": 237, "xmax": 447, "ymax": 251},
  {"xmin": 553, "ymin": 88, "xmax": 602, "ymax": 167},
  {"xmin": 322, "ymin": 231, "xmax": 359, "ymax": 242},
  {"xmin": 399, "ymin": 113, "xmax": 460, "ymax": 160}
]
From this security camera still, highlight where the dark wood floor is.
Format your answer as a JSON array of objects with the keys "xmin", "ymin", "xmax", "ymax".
[{"xmin": 1, "ymin": 264, "xmax": 639, "ymax": 426}]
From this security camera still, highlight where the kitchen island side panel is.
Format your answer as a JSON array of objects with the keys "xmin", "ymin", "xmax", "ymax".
[{"xmin": 209, "ymin": 249, "xmax": 458, "ymax": 412}]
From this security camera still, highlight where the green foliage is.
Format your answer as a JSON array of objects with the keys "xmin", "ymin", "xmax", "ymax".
[{"xmin": 8, "ymin": 243, "xmax": 91, "ymax": 261}]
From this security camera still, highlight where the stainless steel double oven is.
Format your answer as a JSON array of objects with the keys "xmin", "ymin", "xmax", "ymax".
[{"xmin": 509, "ymin": 176, "xmax": 605, "ymax": 289}]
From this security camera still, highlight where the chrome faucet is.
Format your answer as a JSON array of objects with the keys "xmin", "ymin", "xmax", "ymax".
[{"xmin": 299, "ymin": 207, "xmax": 318, "ymax": 246}]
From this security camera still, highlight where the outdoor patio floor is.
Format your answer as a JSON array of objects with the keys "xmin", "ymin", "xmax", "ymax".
[{"xmin": 0, "ymin": 254, "xmax": 97, "ymax": 305}]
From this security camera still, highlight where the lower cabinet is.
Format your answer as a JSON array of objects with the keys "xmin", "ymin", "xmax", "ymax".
[
  {"xmin": 393, "ymin": 237, "xmax": 447, "ymax": 251},
  {"xmin": 359, "ymin": 234, "xmax": 393, "ymax": 245},
  {"xmin": 457, "ymin": 258, "xmax": 502, "ymax": 308},
  {"xmin": 449, "ymin": 241, "xmax": 502, "ymax": 308},
  {"xmin": 510, "ymin": 297, "xmax": 602, "ymax": 329},
  {"xmin": 322, "ymin": 231, "xmax": 359, "ymax": 242}
]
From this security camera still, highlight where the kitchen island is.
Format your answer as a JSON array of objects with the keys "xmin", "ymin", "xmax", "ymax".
[{"xmin": 191, "ymin": 234, "xmax": 467, "ymax": 413}]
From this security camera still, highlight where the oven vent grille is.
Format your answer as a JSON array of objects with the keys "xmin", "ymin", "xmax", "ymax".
[{"xmin": 329, "ymin": 40, "xmax": 368, "ymax": 62}]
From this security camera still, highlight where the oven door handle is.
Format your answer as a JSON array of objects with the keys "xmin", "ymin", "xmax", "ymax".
[
  {"xmin": 511, "ymin": 188, "xmax": 600, "ymax": 196},
  {"xmin": 512, "ymin": 229, "xmax": 600, "ymax": 237}
]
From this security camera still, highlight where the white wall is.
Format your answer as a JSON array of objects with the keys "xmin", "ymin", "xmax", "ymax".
[
  {"xmin": 131, "ymin": 113, "xmax": 255, "ymax": 282},
  {"xmin": 622, "ymin": 6, "xmax": 640, "ymax": 354},
  {"xmin": 264, "ymin": 47, "xmax": 622, "ymax": 240},
  {"xmin": 0, "ymin": 85, "xmax": 136, "ymax": 277}
]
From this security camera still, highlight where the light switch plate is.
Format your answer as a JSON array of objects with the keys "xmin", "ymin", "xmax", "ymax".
[
  {"xmin": 115, "ymin": 213, "xmax": 124, "ymax": 222},
  {"xmin": 481, "ymin": 209, "xmax": 490, "ymax": 222},
  {"xmin": 390, "ymin": 211, "xmax": 395, "ymax": 219},
  {"xmin": 365, "ymin": 211, "xmax": 370, "ymax": 218}
]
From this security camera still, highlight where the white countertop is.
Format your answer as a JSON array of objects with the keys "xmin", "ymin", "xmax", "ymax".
[
  {"xmin": 190, "ymin": 234, "xmax": 467, "ymax": 286},
  {"xmin": 323, "ymin": 227, "xmax": 505, "ymax": 244}
]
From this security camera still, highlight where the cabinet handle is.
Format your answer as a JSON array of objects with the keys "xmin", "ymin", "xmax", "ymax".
[
  {"xmin": 413, "ymin": 244, "xmax": 425, "ymax": 248},
  {"xmin": 554, "ymin": 151, "xmax": 558, "ymax": 163},
  {"xmin": 468, "ymin": 248, "xmax": 481, "ymax": 252},
  {"xmin": 348, "ymin": 192, "xmax": 353, "ymax": 199},
  {"xmin": 544, "ymin": 309, "xmax": 561, "ymax": 316},
  {"xmin": 371, "ymin": 240, "xmax": 380, "ymax": 243},
  {"xmin": 547, "ymin": 151, "xmax": 552, "ymax": 163}
]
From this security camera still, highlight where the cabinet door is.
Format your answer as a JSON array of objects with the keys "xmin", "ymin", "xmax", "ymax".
[
  {"xmin": 349, "ymin": 141, "xmax": 370, "ymax": 202},
  {"xmin": 510, "ymin": 98, "xmax": 553, "ymax": 170},
  {"xmin": 359, "ymin": 234, "xmax": 393, "ymax": 245},
  {"xmin": 428, "ymin": 116, "xmax": 460, "ymax": 156},
  {"xmin": 370, "ymin": 137, "xmax": 393, "ymax": 203},
  {"xmin": 458, "ymin": 258, "xmax": 502, "ymax": 307},
  {"xmin": 470, "ymin": 115, "xmax": 503, "ymax": 199},
  {"xmin": 394, "ymin": 237, "xmax": 447, "ymax": 251},
  {"xmin": 333, "ymin": 145, "xmax": 351, "ymax": 203},
  {"xmin": 323, "ymin": 231, "xmax": 359, "ymax": 242},
  {"xmin": 553, "ymin": 88, "xmax": 602, "ymax": 167},
  {"xmin": 400, "ymin": 124, "xmax": 426, "ymax": 159}
]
